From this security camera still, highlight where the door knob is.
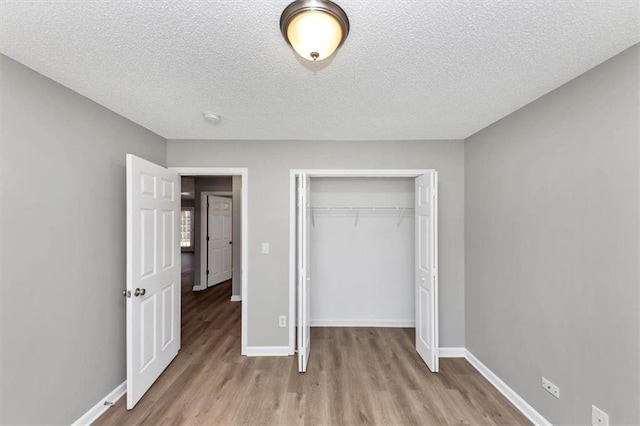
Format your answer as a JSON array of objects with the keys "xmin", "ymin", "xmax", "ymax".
[{"xmin": 134, "ymin": 288, "xmax": 146, "ymax": 297}]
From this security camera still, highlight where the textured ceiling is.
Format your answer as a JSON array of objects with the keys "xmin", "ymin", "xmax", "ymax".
[{"xmin": 1, "ymin": 1, "xmax": 638, "ymax": 140}]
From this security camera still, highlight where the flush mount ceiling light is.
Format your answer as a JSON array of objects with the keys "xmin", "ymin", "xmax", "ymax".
[{"xmin": 280, "ymin": 0, "xmax": 349, "ymax": 61}]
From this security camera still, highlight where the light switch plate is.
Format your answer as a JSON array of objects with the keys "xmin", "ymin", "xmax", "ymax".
[
  {"xmin": 261, "ymin": 242, "xmax": 269, "ymax": 254},
  {"xmin": 541, "ymin": 377, "xmax": 559, "ymax": 399},
  {"xmin": 592, "ymin": 405, "xmax": 609, "ymax": 426}
]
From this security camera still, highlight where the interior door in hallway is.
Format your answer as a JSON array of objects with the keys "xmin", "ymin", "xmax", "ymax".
[
  {"xmin": 207, "ymin": 195, "xmax": 232, "ymax": 287},
  {"xmin": 126, "ymin": 154, "xmax": 181, "ymax": 409},
  {"xmin": 415, "ymin": 171, "xmax": 439, "ymax": 373}
]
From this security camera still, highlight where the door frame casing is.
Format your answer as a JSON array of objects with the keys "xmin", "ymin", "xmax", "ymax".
[
  {"xmin": 198, "ymin": 191, "xmax": 233, "ymax": 291},
  {"xmin": 288, "ymin": 169, "xmax": 434, "ymax": 354},
  {"xmin": 171, "ymin": 167, "xmax": 249, "ymax": 356}
]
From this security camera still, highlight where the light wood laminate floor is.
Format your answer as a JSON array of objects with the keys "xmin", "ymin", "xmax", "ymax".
[{"xmin": 95, "ymin": 253, "xmax": 530, "ymax": 425}]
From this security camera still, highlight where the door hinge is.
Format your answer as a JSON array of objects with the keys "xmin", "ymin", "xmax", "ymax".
[
  {"xmin": 206, "ymin": 269, "xmax": 210, "ymax": 275},
  {"xmin": 207, "ymin": 236, "xmax": 210, "ymax": 241}
]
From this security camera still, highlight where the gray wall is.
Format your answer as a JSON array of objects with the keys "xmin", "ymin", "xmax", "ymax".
[
  {"xmin": 167, "ymin": 139, "xmax": 465, "ymax": 348},
  {"xmin": 465, "ymin": 44, "xmax": 639, "ymax": 424},
  {"xmin": 0, "ymin": 55, "xmax": 167, "ymax": 424}
]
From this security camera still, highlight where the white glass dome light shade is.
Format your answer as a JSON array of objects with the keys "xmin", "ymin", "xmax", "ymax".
[
  {"xmin": 286, "ymin": 10, "xmax": 343, "ymax": 61},
  {"xmin": 280, "ymin": 0, "xmax": 350, "ymax": 62}
]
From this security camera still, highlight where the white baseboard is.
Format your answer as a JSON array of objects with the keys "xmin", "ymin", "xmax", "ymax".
[
  {"xmin": 245, "ymin": 346, "xmax": 290, "ymax": 357},
  {"xmin": 230, "ymin": 295, "xmax": 242, "ymax": 302},
  {"xmin": 439, "ymin": 347, "xmax": 466, "ymax": 358},
  {"xmin": 192, "ymin": 285, "xmax": 205, "ymax": 291},
  {"xmin": 310, "ymin": 319, "xmax": 415, "ymax": 327},
  {"xmin": 464, "ymin": 350, "xmax": 551, "ymax": 426},
  {"xmin": 71, "ymin": 381, "xmax": 126, "ymax": 426}
]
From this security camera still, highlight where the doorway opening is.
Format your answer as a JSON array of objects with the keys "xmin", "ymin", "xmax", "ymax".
[
  {"xmin": 181, "ymin": 176, "xmax": 240, "ymax": 294},
  {"xmin": 172, "ymin": 167, "xmax": 248, "ymax": 355},
  {"xmin": 289, "ymin": 169, "xmax": 438, "ymax": 374}
]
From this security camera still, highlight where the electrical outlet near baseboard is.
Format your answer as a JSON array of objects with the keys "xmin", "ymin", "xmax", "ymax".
[
  {"xmin": 279, "ymin": 315, "xmax": 287, "ymax": 327},
  {"xmin": 541, "ymin": 377, "xmax": 559, "ymax": 398},
  {"xmin": 592, "ymin": 405, "xmax": 609, "ymax": 426}
]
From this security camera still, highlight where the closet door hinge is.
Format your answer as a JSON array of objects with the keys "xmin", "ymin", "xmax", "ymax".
[{"xmin": 206, "ymin": 269, "xmax": 210, "ymax": 275}]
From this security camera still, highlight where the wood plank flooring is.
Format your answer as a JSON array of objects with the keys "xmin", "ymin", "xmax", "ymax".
[{"xmin": 95, "ymin": 253, "xmax": 530, "ymax": 425}]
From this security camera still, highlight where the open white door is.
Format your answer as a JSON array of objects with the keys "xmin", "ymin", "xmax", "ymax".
[
  {"xmin": 415, "ymin": 171, "xmax": 439, "ymax": 372},
  {"xmin": 297, "ymin": 172, "xmax": 311, "ymax": 372},
  {"xmin": 126, "ymin": 154, "xmax": 181, "ymax": 409},
  {"xmin": 207, "ymin": 195, "xmax": 232, "ymax": 287}
]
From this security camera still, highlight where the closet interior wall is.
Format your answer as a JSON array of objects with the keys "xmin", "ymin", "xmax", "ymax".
[{"xmin": 310, "ymin": 177, "xmax": 415, "ymax": 327}]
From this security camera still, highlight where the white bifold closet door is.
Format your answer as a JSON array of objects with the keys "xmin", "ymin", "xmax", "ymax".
[
  {"xmin": 297, "ymin": 172, "xmax": 311, "ymax": 373},
  {"xmin": 415, "ymin": 171, "xmax": 439, "ymax": 372},
  {"xmin": 126, "ymin": 154, "xmax": 181, "ymax": 409}
]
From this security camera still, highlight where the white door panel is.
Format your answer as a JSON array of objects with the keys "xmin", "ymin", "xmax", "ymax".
[
  {"xmin": 207, "ymin": 196, "xmax": 233, "ymax": 286},
  {"xmin": 126, "ymin": 154, "xmax": 181, "ymax": 409},
  {"xmin": 297, "ymin": 173, "xmax": 311, "ymax": 373},
  {"xmin": 415, "ymin": 171, "xmax": 439, "ymax": 372}
]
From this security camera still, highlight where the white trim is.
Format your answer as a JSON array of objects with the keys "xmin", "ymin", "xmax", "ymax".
[
  {"xmin": 71, "ymin": 381, "xmax": 126, "ymax": 426},
  {"xmin": 171, "ymin": 167, "xmax": 246, "ymax": 176},
  {"xmin": 288, "ymin": 171, "xmax": 297, "ymax": 354},
  {"xmin": 169, "ymin": 167, "xmax": 249, "ymax": 356},
  {"xmin": 439, "ymin": 347, "xmax": 466, "ymax": 358},
  {"xmin": 230, "ymin": 295, "xmax": 242, "ymax": 302},
  {"xmin": 291, "ymin": 169, "xmax": 433, "ymax": 178},
  {"xmin": 464, "ymin": 350, "xmax": 552, "ymax": 426},
  {"xmin": 289, "ymin": 169, "xmax": 432, "ymax": 355},
  {"xmin": 310, "ymin": 319, "xmax": 415, "ymax": 327},
  {"xmin": 199, "ymin": 192, "xmax": 208, "ymax": 289},
  {"xmin": 245, "ymin": 346, "xmax": 290, "ymax": 357}
]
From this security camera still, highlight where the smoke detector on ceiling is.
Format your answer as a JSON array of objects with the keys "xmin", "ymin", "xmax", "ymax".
[{"xmin": 203, "ymin": 112, "xmax": 221, "ymax": 124}]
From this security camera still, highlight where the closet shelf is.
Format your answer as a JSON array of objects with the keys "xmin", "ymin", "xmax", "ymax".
[{"xmin": 310, "ymin": 206, "xmax": 414, "ymax": 227}]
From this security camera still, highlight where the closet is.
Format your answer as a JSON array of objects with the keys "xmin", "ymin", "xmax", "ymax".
[
  {"xmin": 292, "ymin": 170, "xmax": 438, "ymax": 375},
  {"xmin": 310, "ymin": 177, "xmax": 415, "ymax": 327}
]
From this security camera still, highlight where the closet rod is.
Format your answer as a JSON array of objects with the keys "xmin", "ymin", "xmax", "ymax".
[{"xmin": 310, "ymin": 206, "xmax": 414, "ymax": 211}]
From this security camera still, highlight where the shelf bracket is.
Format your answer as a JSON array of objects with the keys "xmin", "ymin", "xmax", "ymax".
[{"xmin": 397, "ymin": 208, "xmax": 406, "ymax": 227}]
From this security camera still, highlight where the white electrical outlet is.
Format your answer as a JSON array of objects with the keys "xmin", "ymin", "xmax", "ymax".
[
  {"xmin": 541, "ymin": 377, "xmax": 560, "ymax": 399},
  {"xmin": 279, "ymin": 315, "xmax": 287, "ymax": 327},
  {"xmin": 592, "ymin": 405, "xmax": 609, "ymax": 426},
  {"xmin": 261, "ymin": 242, "xmax": 270, "ymax": 254}
]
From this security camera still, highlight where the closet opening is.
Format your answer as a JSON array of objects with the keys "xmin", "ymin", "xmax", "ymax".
[{"xmin": 288, "ymin": 170, "xmax": 439, "ymax": 374}]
